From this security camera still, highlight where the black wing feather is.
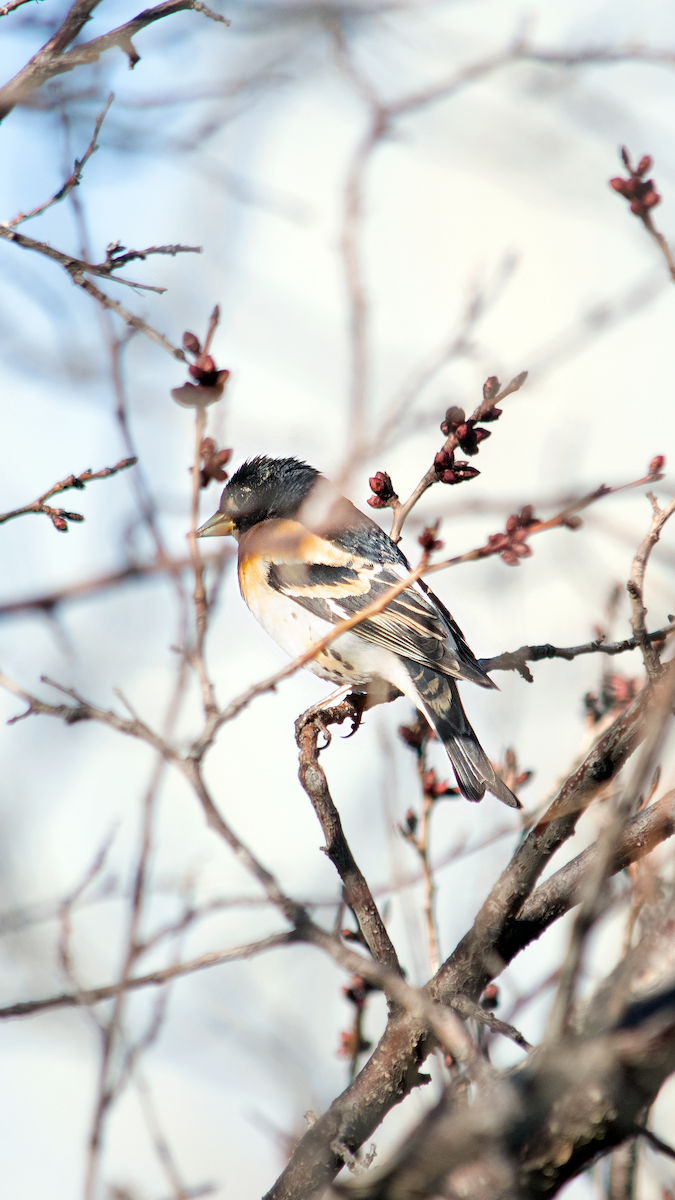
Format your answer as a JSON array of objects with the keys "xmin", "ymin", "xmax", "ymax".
[{"xmin": 267, "ymin": 559, "xmax": 494, "ymax": 688}]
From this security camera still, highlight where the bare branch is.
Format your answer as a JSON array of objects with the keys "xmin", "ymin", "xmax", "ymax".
[
  {"xmin": 626, "ymin": 492, "xmax": 675, "ymax": 679},
  {"xmin": 480, "ymin": 624, "xmax": 675, "ymax": 683},
  {"xmin": 268, "ymin": 684, "xmax": 663, "ymax": 1200},
  {"xmin": 296, "ymin": 703, "xmax": 401, "ymax": 973},
  {"xmin": 0, "ymin": 0, "xmax": 230, "ymax": 123}
]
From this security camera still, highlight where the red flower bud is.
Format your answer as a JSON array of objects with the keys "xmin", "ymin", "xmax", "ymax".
[
  {"xmin": 480, "ymin": 406, "xmax": 502, "ymax": 423},
  {"xmin": 609, "ymin": 177, "xmax": 629, "ymax": 194},
  {"xmin": 501, "ymin": 549, "xmax": 520, "ymax": 566},
  {"xmin": 182, "ymin": 331, "xmax": 201, "ymax": 355},
  {"xmin": 505, "ymin": 515, "xmax": 518, "ymax": 534},
  {"xmin": 367, "ymin": 495, "xmax": 386, "ymax": 508},
  {"xmin": 637, "ymin": 155, "xmax": 652, "ymax": 176},
  {"xmin": 434, "ymin": 449, "xmax": 454, "ymax": 471},
  {"xmin": 50, "ymin": 514, "xmax": 68, "ymax": 531},
  {"xmin": 650, "ymin": 455, "xmax": 665, "ymax": 476},
  {"xmin": 368, "ymin": 471, "xmax": 397, "ymax": 503}
]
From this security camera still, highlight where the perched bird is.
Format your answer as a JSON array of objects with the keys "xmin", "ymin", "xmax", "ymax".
[{"xmin": 197, "ymin": 456, "xmax": 519, "ymax": 809}]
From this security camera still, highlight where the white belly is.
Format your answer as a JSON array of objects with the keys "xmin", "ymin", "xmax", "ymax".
[{"xmin": 243, "ymin": 576, "xmax": 414, "ymax": 693}]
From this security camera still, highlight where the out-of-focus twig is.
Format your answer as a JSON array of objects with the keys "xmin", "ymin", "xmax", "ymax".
[
  {"xmin": 3, "ymin": 94, "xmax": 114, "ymax": 229},
  {"xmin": 0, "ymin": 549, "xmax": 232, "ymax": 619}
]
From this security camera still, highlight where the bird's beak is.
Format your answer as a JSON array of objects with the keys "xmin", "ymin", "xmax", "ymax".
[{"xmin": 195, "ymin": 511, "xmax": 236, "ymax": 538}]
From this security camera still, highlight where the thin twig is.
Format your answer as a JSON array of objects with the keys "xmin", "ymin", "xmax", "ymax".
[
  {"xmin": 3, "ymin": 94, "xmax": 114, "ymax": 229},
  {"xmin": 0, "ymin": 224, "xmax": 196, "ymax": 359},
  {"xmin": 479, "ymin": 624, "xmax": 675, "ymax": 683},
  {"xmin": 0, "ymin": 456, "xmax": 137, "ymax": 530}
]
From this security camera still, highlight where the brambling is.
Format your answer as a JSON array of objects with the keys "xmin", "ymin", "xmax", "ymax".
[{"xmin": 197, "ymin": 456, "xmax": 519, "ymax": 809}]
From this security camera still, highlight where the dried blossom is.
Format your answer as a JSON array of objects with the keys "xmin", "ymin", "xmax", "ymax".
[
  {"xmin": 172, "ymin": 311, "xmax": 229, "ymax": 407},
  {"xmin": 403, "ymin": 807, "xmax": 418, "ymax": 835},
  {"xmin": 196, "ymin": 437, "xmax": 231, "ymax": 488},
  {"xmin": 421, "ymin": 768, "xmax": 459, "ymax": 800},
  {"xmin": 398, "ymin": 714, "xmax": 433, "ymax": 752},
  {"xmin": 418, "ymin": 525, "xmax": 443, "ymax": 553},
  {"xmin": 343, "ymin": 975, "xmax": 377, "ymax": 1008},
  {"xmin": 337, "ymin": 1029, "xmax": 371, "ymax": 1058}
]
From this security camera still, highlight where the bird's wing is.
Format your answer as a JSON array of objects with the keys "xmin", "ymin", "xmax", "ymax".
[{"xmin": 266, "ymin": 555, "xmax": 494, "ymax": 688}]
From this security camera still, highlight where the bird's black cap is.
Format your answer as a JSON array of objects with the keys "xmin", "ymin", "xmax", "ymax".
[{"xmin": 216, "ymin": 455, "xmax": 320, "ymax": 533}]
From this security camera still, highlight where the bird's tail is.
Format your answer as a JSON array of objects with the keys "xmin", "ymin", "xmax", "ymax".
[{"xmin": 405, "ymin": 662, "xmax": 521, "ymax": 809}]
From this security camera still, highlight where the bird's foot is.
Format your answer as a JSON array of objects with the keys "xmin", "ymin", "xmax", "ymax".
[{"xmin": 295, "ymin": 689, "xmax": 367, "ymax": 749}]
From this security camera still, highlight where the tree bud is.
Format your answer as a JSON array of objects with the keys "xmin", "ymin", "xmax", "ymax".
[{"xmin": 483, "ymin": 376, "xmax": 500, "ymax": 402}]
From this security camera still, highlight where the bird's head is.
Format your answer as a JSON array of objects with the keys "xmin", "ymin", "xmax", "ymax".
[{"xmin": 196, "ymin": 455, "xmax": 320, "ymax": 539}]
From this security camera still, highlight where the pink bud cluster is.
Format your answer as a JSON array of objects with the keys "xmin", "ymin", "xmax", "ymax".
[{"xmin": 610, "ymin": 149, "xmax": 661, "ymax": 217}]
